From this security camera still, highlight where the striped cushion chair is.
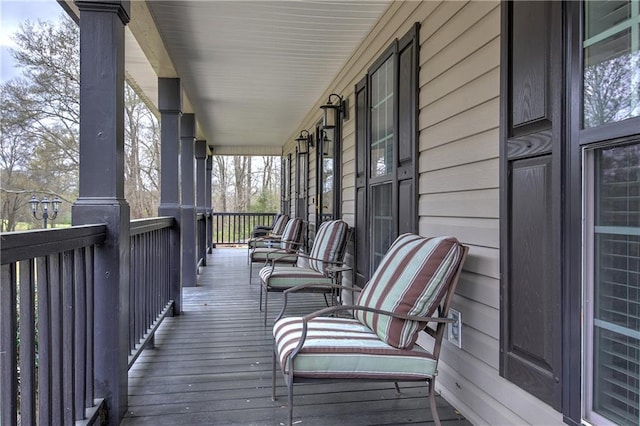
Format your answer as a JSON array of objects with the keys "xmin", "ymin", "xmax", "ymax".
[
  {"xmin": 271, "ymin": 234, "xmax": 468, "ymax": 426},
  {"xmin": 248, "ymin": 218, "xmax": 304, "ymax": 284},
  {"xmin": 247, "ymin": 214, "xmax": 289, "ymax": 263},
  {"xmin": 259, "ymin": 219, "xmax": 350, "ymax": 325},
  {"xmin": 252, "ymin": 213, "xmax": 282, "ymax": 238}
]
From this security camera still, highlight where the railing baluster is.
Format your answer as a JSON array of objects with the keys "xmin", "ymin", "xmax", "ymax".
[
  {"xmin": 62, "ymin": 251, "xmax": 75, "ymax": 424},
  {"xmin": 1, "ymin": 263, "xmax": 18, "ymax": 426},
  {"xmin": 85, "ymin": 246, "xmax": 95, "ymax": 407},
  {"xmin": 37, "ymin": 256, "xmax": 52, "ymax": 425},
  {"xmin": 19, "ymin": 259, "xmax": 36, "ymax": 425},
  {"xmin": 50, "ymin": 253, "xmax": 63, "ymax": 424},
  {"xmin": 74, "ymin": 248, "xmax": 86, "ymax": 420}
]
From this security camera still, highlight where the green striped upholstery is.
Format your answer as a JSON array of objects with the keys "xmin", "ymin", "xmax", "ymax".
[
  {"xmin": 308, "ymin": 220, "xmax": 349, "ymax": 274},
  {"xmin": 251, "ymin": 249, "xmax": 298, "ymax": 265},
  {"xmin": 355, "ymin": 234, "xmax": 464, "ymax": 349},
  {"xmin": 279, "ymin": 218, "xmax": 303, "ymax": 251},
  {"xmin": 273, "ymin": 317, "xmax": 436, "ymax": 379},
  {"xmin": 271, "ymin": 214, "xmax": 289, "ymax": 235},
  {"xmin": 259, "ymin": 266, "xmax": 332, "ymax": 289}
]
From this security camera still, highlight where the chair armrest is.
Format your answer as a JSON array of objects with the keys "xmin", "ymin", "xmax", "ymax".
[
  {"xmin": 295, "ymin": 252, "xmax": 347, "ymax": 269},
  {"xmin": 263, "ymin": 244, "xmax": 302, "ymax": 261},
  {"xmin": 303, "ymin": 305, "xmax": 454, "ymax": 324},
  {"xmin": 275, "ymin": 283, "xmax": 361, "ymax": 322}
]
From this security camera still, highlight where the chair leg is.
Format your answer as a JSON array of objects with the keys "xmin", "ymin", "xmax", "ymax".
[
  {"xmin": 259, "ymin": 281, "xmax": 263, "ymax": 311},
  {"xmin": 394, "ymin": 381, "xmax": 401, "ymax": 394},
  {"xmin": 286, "ymin": 371, "xmax": 294, "ymax": 426},
  {"xmin": 249, "ymin": 262, "xmax": 252, "ymax": 285},
  {"xmin": 264, "ymin": 287, "xmax": 269, "ymax": 325},
  {"xmin": 429, "ymin": 377, "xmax": 441, "ymax": 426},
  {"xmin": 271, "ymin": 347, "xmax": 277, "ymax": 401}
]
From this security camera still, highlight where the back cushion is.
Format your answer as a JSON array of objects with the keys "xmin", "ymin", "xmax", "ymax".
[
  {"xmin": 271, "ymin": 214, "xmax": 289, "ymax": 235},
  {"xmin": 355, "ymin": 234, "xmax": 464, "ymax": 349},
  {"xmin": 308, "ymin": 220, "xmax": 349, "ymax": 274},
  {"xmin": 279, "ymin": 218, "xmax": 303, "ymax": 251}
]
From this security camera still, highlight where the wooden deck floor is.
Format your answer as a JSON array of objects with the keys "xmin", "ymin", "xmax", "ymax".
[{"xmin": 122, "ymin": 248, "xmax": 471, "ymax": 426}]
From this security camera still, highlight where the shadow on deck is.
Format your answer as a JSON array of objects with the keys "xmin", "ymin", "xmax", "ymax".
[{"xmin": 123, "ymin": 248, "xmax": 471, "ymax": 425}]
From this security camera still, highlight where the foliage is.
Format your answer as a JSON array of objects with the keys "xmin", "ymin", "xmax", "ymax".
[
  {"xmin": 211, "ymin": 155, "xmax": 281, "ymax": 213},
  {"xmin": 0, "ymin": 13, "xmax": 161, "ymax": 230}
]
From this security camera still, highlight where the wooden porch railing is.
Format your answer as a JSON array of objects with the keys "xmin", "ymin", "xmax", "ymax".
[
  {"xmin": 0, "ymin": 217, "xmax": 177, "ymax": 425},
  {"xmin": 128, "ymin": 217, "xmax": 175, "ymax": 368},
  {"xmin": 0, "ymin": 225, "xmax": 108, "ymax": 426},
  {"xmin": 211, "ymin": 212, "xmax": 277, "ymax": 245}
]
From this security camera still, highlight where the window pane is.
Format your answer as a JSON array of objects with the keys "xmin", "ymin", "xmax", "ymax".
[
  {"xmin": 371, "ymin": 57, "xmax": 394, "ymax": 178},
  {"xmin": 591, "ymin": 142, "xmax": 640, "ymax": 426},
  {"xmin": 320, "ymin": 129, "xmax": 334, "ymax": 223},
  {"xmin": 583, "ymin": 1, "xmax": 640, "ymax": 128},
  {"xmin": 371, "ymin": 183, "xmax": 392, "ymax": 271}
]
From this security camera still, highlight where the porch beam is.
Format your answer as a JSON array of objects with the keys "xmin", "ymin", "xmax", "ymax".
[
  {"xmin": 71, "ymin": 1, "xmax": 130, "ymax": 423},
  {"xmin": 181, "ymin": 114, "xmax": 198, "ymax": 286},
  {"xmin": 158, "ymin": 77, "xmax": 183, "ymax": 313}
]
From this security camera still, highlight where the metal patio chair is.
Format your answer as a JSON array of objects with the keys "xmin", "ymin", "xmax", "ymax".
[
  {"xmin": 259, "ymin": 219, "xmax": 350, "ymax": 325},
  {"xmin": 248, "ymin": 217, "xmax": 304, "ymax": 284},
  {"xmin": 271, "ymin": 233, "xmax": 469, "ymax": 426}
]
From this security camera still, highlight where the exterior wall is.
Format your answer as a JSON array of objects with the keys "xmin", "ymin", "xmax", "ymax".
[{"xmin": 285, "ymin": 2, "xmax": 565, "ymax": 423}]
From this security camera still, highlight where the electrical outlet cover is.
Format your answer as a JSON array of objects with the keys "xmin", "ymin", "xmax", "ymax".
[{"xmin": 447, "ymin": 308, "xmax": 462, "ymax": 348}]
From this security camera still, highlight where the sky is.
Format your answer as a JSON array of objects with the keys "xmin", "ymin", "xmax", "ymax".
[{"xmin": 1, "ymin": 0, "xmax": 64, "ymax": 82}]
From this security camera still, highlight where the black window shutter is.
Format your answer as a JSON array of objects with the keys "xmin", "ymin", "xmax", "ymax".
[{"xmin": 354, "ymin": 76, "xmax": 369, "ymax": 288}]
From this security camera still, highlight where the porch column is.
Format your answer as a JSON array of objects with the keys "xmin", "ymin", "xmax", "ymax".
[
  {"xmin": 72, "ymin": 1, "xmax": 130, "ymax": 423},
  {"xmin": 195, "ymin": 140, "xmax": 208, "ymax": 266},
  {"xmin": 206, "ymin": 154, "xmax": 213, "ymax": 252},
  {"xmin": 181, "ymin": 114, "xmax": 198, "ymax": 286},
  {"xmin": 157, "ymin": 78, "xmax": 183, "ymax": 314}
]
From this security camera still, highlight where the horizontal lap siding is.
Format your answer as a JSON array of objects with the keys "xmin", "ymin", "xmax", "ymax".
[
  {"xmin": 415, "ymin": 2, "xmax": 561, "ymax": 425},
  {"xmin": 286, "ymin": 1, "xmax": 562, "ymax": 424}
]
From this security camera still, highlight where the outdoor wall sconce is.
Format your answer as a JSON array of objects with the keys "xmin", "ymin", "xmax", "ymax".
[
  {"xmin": 295, "ymin": 130, "xmax": 314, "ymax": 154},
  {"xmin": 320, "ymin": 93, "xmax": 349, "ymax": 129},
  {"xmin": 30, "ymin": 195, "xmax": 61, "ymax": 228}
]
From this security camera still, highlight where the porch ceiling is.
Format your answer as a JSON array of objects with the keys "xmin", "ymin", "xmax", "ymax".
[{"xmin": 64, "ymin": 1, "xmax": 391, "ymax": 156}]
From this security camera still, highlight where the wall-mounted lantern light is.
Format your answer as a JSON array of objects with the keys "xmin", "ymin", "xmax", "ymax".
[
  {"xmin": 295, "ymin": 130, "xmax": 314, "ymax": 154},
  {"xmin": 320, "ymin": 93, "xmax": 348, "ymax": 129}
]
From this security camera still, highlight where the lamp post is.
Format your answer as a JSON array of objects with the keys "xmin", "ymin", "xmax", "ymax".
[{"xmin": 29, "ymin": 195, "xmax": 61, "ymax": 228}]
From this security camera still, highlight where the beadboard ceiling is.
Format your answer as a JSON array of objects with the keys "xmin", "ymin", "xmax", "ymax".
[{"xmin": 64, "ymin": 1, "xmax": 391, "ymax": 155}]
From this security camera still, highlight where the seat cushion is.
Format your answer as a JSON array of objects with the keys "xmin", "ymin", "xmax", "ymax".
[
  {"xmin": 273, "ymin": 316, "xmax": 436, "ymax": 379},
  {"xmin": 250, "ymin": 248, "xmax": 297, "ymax": 264},
  {"xmin": 308, "ymin": 220, "xmax": 349, "ymax": 274},
  {"xmin": 259, "ymin": 266, "xmax": 332, "ymax": 289},
  {"xmin": 355, "ymin": 234, "xmax": 464, "ymax": 349}
]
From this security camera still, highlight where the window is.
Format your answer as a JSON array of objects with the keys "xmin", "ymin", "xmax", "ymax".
[
  {"xmin": 584, "ymin": 142, "xmax": 640, "ymax": 426},
  {"xmin": 354, "ymin": 24, "xmax": 419, "ymax": 284},
  {"xmin": 281, "ymin": 155, "xmax": 291, "ymax": 214},
  {"xmin": 581, "ymin": 3, "xmax": 640, "ymax": 425}
]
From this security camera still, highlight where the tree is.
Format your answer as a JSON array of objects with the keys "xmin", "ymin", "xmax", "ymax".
[
  {"xmin": 211, "ymin": 155, "xmax": 280, "ymax": 213},
  {"xmin": 0, "ymin": 13, "xmax": 162, "ymax": 229},
  {"xmin": 124, "ymin": 84, "xmax": 160, "ymax": 218}
]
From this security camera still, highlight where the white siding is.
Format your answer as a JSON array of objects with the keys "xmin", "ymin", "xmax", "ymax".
[{"xmin": 284, "ymin": 2, "xmax": 564, "ymax": 424}]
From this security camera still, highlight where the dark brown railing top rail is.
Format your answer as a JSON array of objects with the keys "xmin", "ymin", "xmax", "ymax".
[
  {"xmin": 130, "ymin": 216, "xmax": 174, "ymax": 237},
  {"xmin": 0, "ymin": 224, "xmax": 107, "ymax": 265}
]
